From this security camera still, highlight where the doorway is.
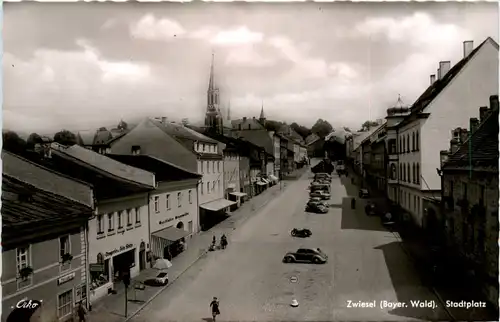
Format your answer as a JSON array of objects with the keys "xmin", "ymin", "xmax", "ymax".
[{"xmin": 139, "ymin": 242, "xmax": 146, "ymax": 271}]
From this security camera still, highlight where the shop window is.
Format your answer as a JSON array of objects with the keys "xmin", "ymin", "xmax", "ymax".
[
  {"xmin": 90, "ymin": 253, "xmax": 109, "ymax": 291},
  {"xmin": 188, "ymin": 190, "xmax": 192, "ymax": 204},
  {"xmin": 154, "ymin": 196, "xmax": 160, "ymax": 213},
  {"xmin": 127, "ymin": 209, "xmax": 132, "ymax": 227},
  {"xmin": 166, "ymin": 194, "xmax": 171, "ymax": 210},
  {"xmin": 135, "ymin": 207, "xmax": 141, "ymax": 224},
  {"xmin": 58, "ymin": 289, "xmax": 73, "ymax": 319},
  {"xmin": 108, "ymin": 213, "xmax": 114, "ymax": 231},
  {"xmin": 177, "ymin": 192, "xmax": 182, "ymax": 208},
  {"xmin": 97, "ymin": 215, "xmax": 104, "ymax": 234}
]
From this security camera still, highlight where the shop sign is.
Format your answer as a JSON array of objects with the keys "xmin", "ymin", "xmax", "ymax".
[
  {"xmin": 58, "ymin": 272, "xmax": 75, "ymax": 285},
  {"xmin": 105, "ymin": 243, "xmax": 134, "ymax": 257},
  {"xmin": 89, "ymin": 263, "xmax": 104, "ymax": 273},
  {"xmin": 175, "ymin": 213, "xmax": 189, "ymax": 220},
  {"xmin": 159, "ymin": 217, "xmax": 174, "ymax": 225}
]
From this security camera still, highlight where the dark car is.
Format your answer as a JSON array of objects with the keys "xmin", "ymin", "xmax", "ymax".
[
  {"xmin": 309, "ymin": 190, "xmax": 331, "ymax": 200},
  {"xmin": 359, "ymin": 189, "xmax": 369, "ymax": 198},
  {"xmin": 307, "ymin": 197, "xmax": 327, "ymax": 208},
  {"xmin": 291, "ymin": 228, "xmax": 312, "ymax": 238},
  {"xmin": 283, "ymin": 248, "xmax": 328, "ymax": 264},
  {"xmin": 365, "ymin": 203, "xmax": 378, "ymax": 216},
  {"xmin": 306, "ymin": 202, "xmax": 329, "ymax": 213}
]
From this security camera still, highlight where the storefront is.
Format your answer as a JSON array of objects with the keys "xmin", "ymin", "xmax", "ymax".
[
  {"xmin": 151, "ymin": 226, "xmax": 191, "ymax": 261},
  {"xmin": 199, "ymin": 199, "xmax": 237, "ymax": 231}
]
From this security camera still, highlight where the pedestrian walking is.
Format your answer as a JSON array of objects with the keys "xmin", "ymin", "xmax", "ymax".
[
  {"xmin": 210, "ymin": 297, "xmax": 220, "ymax": 322},
  {"xmin": 76, "ymin": 302, "xmax": 87, "ymax": 322}
]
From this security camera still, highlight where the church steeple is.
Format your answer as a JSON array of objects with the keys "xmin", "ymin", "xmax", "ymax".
[
  {"xmin": 259, "ymin": 100, "xmax": 265, "ymax": 122},
  {"xmin": 205, "ymin": 52, "xmax": 222, "ymax": 134}
]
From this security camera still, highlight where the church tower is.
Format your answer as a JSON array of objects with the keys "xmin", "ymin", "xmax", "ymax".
[
  {"xmin": 205, "ymin": 53, "xmax": 223, "ymax": 134},
  {"xmin": 259, "ymin": 100, "xmax": 266, "ymax": 126}
]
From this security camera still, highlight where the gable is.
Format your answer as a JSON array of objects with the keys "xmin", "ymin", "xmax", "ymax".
[{"xmin": 109, "ymin": 118, "xmax": 198, "ymax": 173}]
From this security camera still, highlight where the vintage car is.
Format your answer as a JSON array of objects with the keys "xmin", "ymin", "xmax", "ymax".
[
  {"xmin": 359, "ymin": 189, "xmax": 370, "ymax": 198},
  {"xmin": 309, "ymin": 190, "xmax": 331, "ymax": 200},
  {"xmin": 305, "ymin": 202, "xmax": 329, "ymax": 213},
  {"xmin": 283, "ymin": 248, "xmax": 328, "ymax": 264},
  {"xmin": 291, "ymin": 228, "xmax": 312, "ymax": 238},
  {"xmin": 307, "ymin": 197, "xmax": 328, "ymax": 208}
]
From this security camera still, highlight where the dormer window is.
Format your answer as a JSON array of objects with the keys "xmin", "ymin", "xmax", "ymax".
[{"xmin": 131, "ymin": 145, "xmax": 140, "ymax": 155}]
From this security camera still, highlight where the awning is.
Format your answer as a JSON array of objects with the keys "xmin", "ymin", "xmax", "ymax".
[
  {"xmin": 269, "ymin": 175, "xmax": 278, "ymax": 181},
  {"xmin": 200, "ymin": 199, "xmax": 237, "ymax": 211},
  {"xmin": 153, "ymin": 226, "xmax": 190, "ymax": 242},
  {"xmin": 261, "ymin": 179, "xmax": 270, "ymax": 184},
  {"xmin": 230, "ymin": 192, "xmax": 247, "ymax": 197},
  {"xmin": 256, "ymin": 182, "xmax": 267, "ymax": 186},
  {"xmin": 227, "ymin": 183, "xmax": 236, "ymax": 189}
]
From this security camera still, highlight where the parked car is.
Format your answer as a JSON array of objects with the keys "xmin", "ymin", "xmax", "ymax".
[
  {"xmin": 310, "ymin": 190, "xmax": 331, "ymax": 200},
  {"xmin": 365, "ymin": 202, "xmax": 378, "ymax": 216},
  {"xmin": 283, "ymin": 248, "xmax": 328, "ymax": 264},
  {"xmin": 155, "ymin": 272, "xmax": 169, "ymax": 285},
  {"xmin": 359, "ymin": 189, "xmax": 369, "ymax": 198},
  {"xmin": 307, "ymin": 197, "xmax": 328, "ymax": 208},
  {"xmin": 306, "ymin": 202, "xmax": 329, "ymax": 213},
  {"xmin": 291, "ymin": 228, "xmax": 312, "ymax": 238}
]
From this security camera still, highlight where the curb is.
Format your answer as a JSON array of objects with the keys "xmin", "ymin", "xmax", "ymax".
[
  {"xmin": 390, "ymin": 232, "xmax": 456, "ymax": 321},
  {"xmin": 124, "ymin": 250, "xmax": 209, "ymax": 322}
]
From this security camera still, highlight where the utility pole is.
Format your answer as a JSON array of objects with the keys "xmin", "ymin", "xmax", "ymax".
[{"xmin": 123, "ymin": 269, "xmax": 130, "ymax": 317}]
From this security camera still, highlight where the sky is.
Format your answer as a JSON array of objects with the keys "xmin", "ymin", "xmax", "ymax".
[{"xmin": 3, "ymin": 2, "xmax": 498, "ymax": 135}]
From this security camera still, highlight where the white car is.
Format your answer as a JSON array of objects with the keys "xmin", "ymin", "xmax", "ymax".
[{"xmin": 155, "ymin": 272, "xmax": 169, "ymax": 285}]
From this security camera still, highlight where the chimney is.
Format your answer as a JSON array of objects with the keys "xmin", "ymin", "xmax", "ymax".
[
  {"xmin": 440, "ymin": 150, "xmax": 449, "ymax": 167},
  {"xmin": 438, "ymin": 61, "xmax": 451, "ymax": 80},
  {"xmin": 463, "ymin": 40, "xmax": 474, "ymax": 58},
  {"xmin": 470, "ymin": 117, "xmax": 479, "ymax": 133},
  {"xmin": 459, "ymin": 128, "xmax": 469, "ymax": 144},
  {"xmin": 430, "ymin": 74, "xmax": 436, "ymax": 85},
  {"xmin": 450, "ymin": 138, "xmax": 459, "ymax": 153},
  {"xmin": 243, "ymin": 117, "xmax": 247, "ymax": 121},
  {"xmin": 161, "ymin": 117, "xmax": 167, "ymax": 123},
  {"xmin": 437, "ymin": 68, "xmax": 441, "ymax": 80},
  {"xmin": 489, "ymin": 95, "xmax": 499, "ymax": 112},
  {"xmin": 479, "ymin": 106, "xmax": 488, "ymax": 122}
]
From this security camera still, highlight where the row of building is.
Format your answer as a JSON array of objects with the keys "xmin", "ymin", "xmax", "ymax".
[
  {"xmin": 346, "ymin": 37, "xmax": 499, "ymax": 306},
  {"xmin": 2, "ymin": 56, "xmax": 310, "ymax": 321}
]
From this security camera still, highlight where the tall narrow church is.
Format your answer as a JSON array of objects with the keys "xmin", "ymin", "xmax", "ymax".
[{"xmin": 205, "ymin": 53, "xmax": 224, "ymax": 134}]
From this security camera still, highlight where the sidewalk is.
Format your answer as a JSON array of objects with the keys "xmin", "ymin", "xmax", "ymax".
[
  {"xmin": 87, "ymin": 179, "xmax": 294, "ymax": 322},
  {"xmin": 342, "ymin": 169, "xmax": 498, "ymax": 321}
]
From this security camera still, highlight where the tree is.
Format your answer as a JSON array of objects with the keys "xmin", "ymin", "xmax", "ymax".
[
  {"xmin": 263, "ymin": 120, "xmax": 283, "ymax": 132},
  {"xmin": 117, "ymin": 120, "xmax": 128, "ymax": 131},
  {"xmin": 290, "ymin": 122, "xmax": 312, "ymax": 140},
  {"xmin": 27, "ymin": 133, "xmax": 43, "ymax": 150},
  {"xmin": 311, "ymin": 119, "xmax": 333, "ymax": 138},
  {"xmin": 53, "ymin": 130, "xmax": 77, "ymax": 146},
  {"xmin": 3, "ymin": 131, "xmax": 27, "ymax": 155},
  {"xmin": 359, "ymin": 120, "xmax": 380, "ymax": 132}
]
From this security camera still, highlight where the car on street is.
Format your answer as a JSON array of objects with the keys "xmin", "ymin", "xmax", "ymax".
[
  {"xmin": 305, "ymin": 202, "xmax": 329, "ymax": 213},
  {"xmin": 307, "ymin": 197, "xmax": 328, "ymax": 208},
  {"xmin": 359, "ymin": 189, "xmax": 370, "ymax": 198},
  {"xmin": 283, "ymin": 248, "xmax": 328, "ymax": 264},
  {"xmin": 155, "ymin": 272, "xmax": 169, "ymax": 285},
  {"xmin": 291, "ymin": 228, "xmax": 312, "ymax": 238},
  {"xmin": 310, "ymin": 190, "xmax": 331, "ymax": 200}
]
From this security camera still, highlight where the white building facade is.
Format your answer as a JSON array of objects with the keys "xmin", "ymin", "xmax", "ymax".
[
  {"xmin": 223, "ymin": 151, "xmax": 241, "ymax": 198},
  {"xmin": 391, "ymin": 38, "xmax": 499, "ymax": 226},
  {"xmin": 195, "ymin": 142, "xmax": 224, "ymax": 205},
  {"xmin": 272, "ymin": 133, "xmax": 281, "ymax": 177},
  {"xmin": 88, "ymin": 194, "xmax": 151, "ymax": 303},
  {"xmin": 149, "ymin": 179, "xmax": 199, "ymax": 259}
]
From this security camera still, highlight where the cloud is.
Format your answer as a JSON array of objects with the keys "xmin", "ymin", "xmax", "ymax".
[
  {"xmin": 130, "ymin": 14, "xmax": 187, "ymax": 41},
  {"xmin": 225, "ymin": 45, "xmax": 274, "ymax": 67},
  {"xmin": 210, "ymin": 26, "xmax": 264, "ymax": 45}
]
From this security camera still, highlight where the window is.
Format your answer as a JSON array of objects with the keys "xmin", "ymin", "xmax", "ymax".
[
  {"xmin": 166, "ymin": 194, "xmax": 171, "ymax": 210},
  {"xmin": 201, "ymin": 182, "xmax": 204, "ymax": 194},
  {"xmin": 118, "ymin": 211, "xmax": 123, "ymax": 229},
  {"xmin": 416, "ymin": 163, "xmax": 420, "ymax": 184},
  {"xmin": 238, "ymin": 124, "xmax": 242, "ymax": 130},
  {"xmin": 177, "ymin": 192, "xmax": 182, "ymax": 208},
  {"xmin": 127, "ymin": 209, "xmax": 132, "ymax": 226},
  {"xmin": 463, "ymin": 183, "xmax": 468, "ymax": 199},
  {"xmin": 407, "ymin": 135, "xmax": 410, "ymax": 152},
  {"xmin": 407, "ymin": 164, "xmax": 410, "ymax": 183},
  {"xmin": 248, "ymin": 124, "xmax": 251, "ymax": 130},
  {"xmin": 154, "ymin": 196, "xmax": 160, "ymax": 213},
  {"xmin": 60, "ymin": 235, "xmax": 70, "ymax": 259},
  {"xmin": 58, "ymin": 289, "xmax": 73, "ymax": 318},
  {"xmin": 402, "ymin": 138, "xmax": 405, "ymax": 153},
  {"xmin": 416, "ymin": 131, "xmax": 419, "ymax": 150},
  {"xmin": 399, "ymin": 164, "xmax": 402, "ymax": 180},
  {"xmin": 207, "ymin": 161, "xmax": 210, "ymax": 173},
  {"xmin": 16, "ymin": 247, "xmax": 29, "ymax": 274},
  {"xmin": 218, "ymin": 180, "xmax": 220, "ymax": 190},
  {"xmin": 213, "ymin": 181, "xmax": 216, "ymax": 191},
  {"xmin": 108, "ymin": 213, "xmax": 114, "ymax": 231},
  {"xmin": 202, "ymin": 143, "xmax": 205, "ymax": 152},
  {"xmin": 207, "ymin": 182, "xmax": 210, "ymax": 193},
  {"xmin": 479, "ymin": 185, "xmax": 485, "ymax": 206},
  {"xmin": 97, "ymin": 215, "xmax": 104, "ymax": 234},
  {"xmin": 412, "ymin": 132, "xmax": 415, "ymax": 151},
  {"xmin": 399, "ymin": 140, "xmax": 402, "ymax": 154},
  {"xmin": 412, "ymin": 164, "xmax": 416, "ymax": 183},
  {"xmin": 212, "ymin": 161, "xmax": 215, "ymax": 173},
  {"xmin": 188, "ymin": 190, "xmax": 192, "ymax": 204},
  {"xmin": 131, "ymin": 145, "xmax": 140, "ymax": 155},
  {"xmin": 217, "ymin": 161, "xmax": 220, "ymax": 172},
  {"xmin": 135, "ymin": 207, "xmax": 141, "ymax": 224}
]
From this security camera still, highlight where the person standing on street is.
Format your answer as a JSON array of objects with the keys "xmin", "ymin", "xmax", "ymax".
[
  {"xmin": 210, "ymin": 297, "xmax": 220, "ymax": 322},
  {"xmin": 76, "ymin": 302, "xmax": 87, "ymax": 322}
]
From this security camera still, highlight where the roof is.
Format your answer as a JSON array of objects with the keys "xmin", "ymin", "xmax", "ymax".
[
  {"xmin": 232, "ymin": 129, "xmax": 274, "ymax": 155},
  {"xmin": 400, "ymin": 37, "xmax": 499, "ymax": 128},
  {"xmin": 153, "ymin": 120, "xmax": 218, "ymax": 144},
  {"xmin": 107, "ymin": 154, "xmax": 202, "ymax": 182},
  {"xmin": 2, "ymin": 151, "xmax": 94, "ymax": 207},
  {"xmin": 443, "ymin": 107, "xmax": 499, "ymax": 170},
  {"xmin": 50, "ymin": 143, "xmax": 155, "ymax": 187},
  {"xmin": 305, "ymin": 133, "xmax": 321, "ymax": 146},
  {"xmin": 231, "ymin": 118, "xmax": 265, "ymax": 130},
  {"xmin": 77, "ymin": 130, "xmax": 95, "ymax": 146},
  {"xmin": 94, "ymin": 129, "xmax": 113, "ymax": 145}
]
